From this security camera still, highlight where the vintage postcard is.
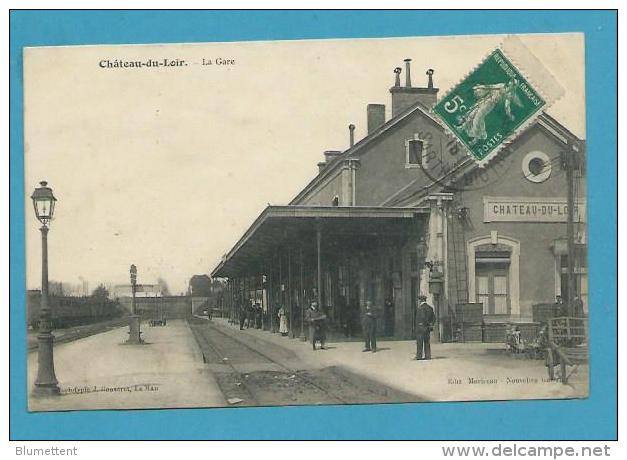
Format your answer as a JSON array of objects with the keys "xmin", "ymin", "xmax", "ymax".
[{"xmin": 23, "ymin": 33, "xmax": 588, "ymax": 412}]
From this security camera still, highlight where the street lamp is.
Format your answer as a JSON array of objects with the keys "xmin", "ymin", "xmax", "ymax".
[
  {"xmin": 31, "ymin": 181, "xmax": 60, "ymax": 396},
  {"xmin": 125, "ymin": 263, "xmax": 143, "ymax": 344},
  {"xmin": 130, "ymin": 264, "xmax": 137, "ymax": 314}
]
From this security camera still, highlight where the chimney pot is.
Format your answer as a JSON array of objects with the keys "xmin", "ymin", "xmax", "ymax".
[
  {"xmin": 349, "ymin": 124, "xmax": 355, "ymax": 147},
  {"xmin": 317, "ymin": 161, "xmax": 327, "ymax": 174},
  {"xmin": 426, "ymin": 69, "xmax": 435, "ymax": 89},
  {"xmin": 393, "ymin": 67, "xmax": 402, "ymax": 87},
  {"xmin": 404, "ymin": 58, "xmax": 412, "ymax": 87},
  {"xmin": 389, "ymin": 65, "xmax": 439, "ymax": 115}
]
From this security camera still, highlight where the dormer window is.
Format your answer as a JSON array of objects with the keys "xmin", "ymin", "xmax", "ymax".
[
  {"xmin": 331, "ymin": 196, "xmax": 339, "ymax": 207},
  {"xmin": 405, "ymin": 136, "xmax": 427, "ymax": 168}
]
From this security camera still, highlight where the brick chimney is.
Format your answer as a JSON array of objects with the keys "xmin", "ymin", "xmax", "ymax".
[
  {"xmin": 318, "ymin": 151, "xmax": 342, "ymax": 174},
  {"xmin": 367, "ymin": 104, "xmax": 386, "ymax": 134},
  {"xmin": 324, "ymin": 150, "xmax": 342, "ymax": 163},
  {"xmin": 390, "ymin": 59, "xmax": 439, "ymax": 116}
]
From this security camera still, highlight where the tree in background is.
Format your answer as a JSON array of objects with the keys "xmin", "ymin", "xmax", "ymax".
[
  {"xmin": 91, "ymin": 284, "xmax": 110, "ymax": 300},
  {"xmin": 189, "ymin": 274, "xmax": 211, "ymax": 297}
]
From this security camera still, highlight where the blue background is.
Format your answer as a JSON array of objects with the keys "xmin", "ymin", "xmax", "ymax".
[{"xmin": 9, "ymin": 10, "xmax": 617, "ymax": 440}]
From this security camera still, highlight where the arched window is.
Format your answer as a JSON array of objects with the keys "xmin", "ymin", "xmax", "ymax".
[{"xmin": 467, "ymin": 234, "xmax": 520, "ymax": 316}]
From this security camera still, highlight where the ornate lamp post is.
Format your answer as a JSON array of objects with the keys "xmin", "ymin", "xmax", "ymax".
[
  {"xmin": 130, "ymin": 264, "xmax": 137, "ymax": 314},
  {"xmin": 31, "ymin": 181, "xmax": 60, "ymax": 397},
  {"xmin": 125, "ymin": 264, "xmax": 143, "ymax": 344}
]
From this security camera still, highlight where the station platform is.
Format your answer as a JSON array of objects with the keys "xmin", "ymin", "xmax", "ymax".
[
  {"xmin": 213, "ymin": 317, "xmax": 588, "ymax": 402},
  {"xmin": 28, "ymin": 319, "xmax": 225, "ymax": 412},
  {"xmin": 27, "ymin": 316, "xmax": 587, "ymax": 412}
]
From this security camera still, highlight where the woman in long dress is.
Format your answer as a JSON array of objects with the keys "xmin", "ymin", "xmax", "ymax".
[{"xmin": 278, "ymin": 305, "xmax": 289, "ymax": 336}]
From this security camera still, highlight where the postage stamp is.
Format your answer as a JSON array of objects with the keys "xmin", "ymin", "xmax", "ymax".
[{"xmin": 433, "ymin": 48, "xmax": 546, "ymax": 165}]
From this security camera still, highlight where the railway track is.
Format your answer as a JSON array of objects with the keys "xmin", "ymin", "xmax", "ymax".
[
  {"xmin": 187, "ymin": 317, "xmax": 417, "ymax": 407},
  {"xmin": 28, "ymin": 317, "xmax": 129, "ymax": 351}
]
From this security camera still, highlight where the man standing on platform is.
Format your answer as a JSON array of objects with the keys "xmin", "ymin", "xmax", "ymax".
[
  {"xmin": 306, "ymin": 301, "xmax": 327, "ymax": 351},
  {"xmin": 362, "ymin": 300, "xmax": 378, "ymax": 353},
  {"xmin": 239, "ymin": 301, "xmax": 247, "ymax": 330},
  {"xmin": 415, "ymin": 295, "xmax": 435, "ymax": 360},
  {"xmin": 254, "ymin": 302, "xmax": 262, "ymax": 329},
  {"xmin": 554, "ymin": 295, "xmax": 567, "ymax": 317},
  {"xmin": 572, "ymin": 296, "xmax": 585, "ymax": 318}
]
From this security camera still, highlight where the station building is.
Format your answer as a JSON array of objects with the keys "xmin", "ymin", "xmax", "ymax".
[{"xmin": 211, "ymin": 59, "xmax": 586, "ymax": 341}]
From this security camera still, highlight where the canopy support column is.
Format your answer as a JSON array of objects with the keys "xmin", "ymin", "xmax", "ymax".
[
  {"xmin": 278, "ymin": 247, "xmax": 283, "ymax": 313},
  {"xmin": 299, "ymin": 246, "xmax": 306, "ymax": 341},
  {"xmin": 316, "ymin": 221, "xmax": 322, "ymax": 308},
  {"xmin": 288, "ymin": 248, "xmax": 294, "ymax": 338},
  {"xmin": 268, "ymin": 261, "xmax": 274, "ymax": 333}
]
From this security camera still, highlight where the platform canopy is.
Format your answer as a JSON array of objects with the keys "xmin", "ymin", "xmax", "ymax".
[{"xmin": 211, "ymin": 205, "xmax": 428, "ymax": 278}]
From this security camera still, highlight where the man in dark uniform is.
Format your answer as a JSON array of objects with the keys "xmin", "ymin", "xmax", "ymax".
[
  {"xmin": 415, "ymin": 295, "xmax": 436, "ymax": 360},
  {"xmin": 362, "ymin": 300, "xmax": 378, "ymax": 353},
  {"xmin": 554, "ymin": 295, "xmax": 567, "ymax": 317},
  {"xmin": 254, "ymin": 302, "xmax": 262, "ymax": 329},
  {"xmin": 245, "ymin": 300, "xmax": 254, "ymax": 329},
  {"xmin": 239, "ymin": 302, "xmax": 247, "ymax": 330},
  {"xmin": 572, "ymin": 296, "xmax": 585, "ymax": 318},
  {"xmin": 306, "ymin": 301, "xmax": 327, "ymax": 350}
]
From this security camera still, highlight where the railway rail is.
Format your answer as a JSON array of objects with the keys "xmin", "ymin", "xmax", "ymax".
[
  {"xmin": 187, "ymin": 316, "xmax": 417, "ymax": 407},
  {"xmin": 28, "ymin": 317, "xmax": 129, "ymax": 351}
]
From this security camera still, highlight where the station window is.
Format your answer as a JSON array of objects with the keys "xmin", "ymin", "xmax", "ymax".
[
  {"xmin": 522, "ymin": 151, "xmax": 552, "ymax": 183},
  {"xmin": 406, "ymin": 139, "xmax": 424, "ymax": 167}
]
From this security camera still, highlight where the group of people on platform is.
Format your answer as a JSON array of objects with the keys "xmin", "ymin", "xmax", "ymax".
[
  {"xmin": 235, "ymin": 295, "xmax": 437, "ymax": 360},
  {"xmin": 360, "ymin": 295, "xmax": 435, "ymax": 359},
  {"xmin": 233, "ymin": 293, "xmax": 586, "ymax": 361},
  {"xmin": 238, "ymin": 301, "xmax": 292, "ymax": 334},
  {"xmin": 238, "ymin": 302, "xmax": 263, "ymax": 330},
  {"xmin": 554, "ymin": 295, "xmax": 585, "ymax": 318}
]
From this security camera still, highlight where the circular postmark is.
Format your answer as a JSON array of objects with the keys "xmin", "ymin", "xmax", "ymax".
[{"xmin": 416, "ymin": 126, "xmax": 513, "ymax": 192}]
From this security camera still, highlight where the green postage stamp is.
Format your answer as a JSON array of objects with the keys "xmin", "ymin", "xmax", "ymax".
[{"xmin": 434, "ymin": 48, "xmax": 547, "ymax": 166}]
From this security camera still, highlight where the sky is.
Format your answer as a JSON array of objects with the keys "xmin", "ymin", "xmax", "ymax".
[{"xmin": 23, "ymin": 33, "xmax": 585, "ymax": 294}]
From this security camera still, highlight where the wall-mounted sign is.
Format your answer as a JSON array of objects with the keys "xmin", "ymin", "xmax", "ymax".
[{"xmin": 483, "ymin": 196, "xmax": 586, "ymax": 223}]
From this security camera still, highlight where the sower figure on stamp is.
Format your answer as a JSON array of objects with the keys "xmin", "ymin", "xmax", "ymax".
[
  {"xmin": 362, "ymin": 300, "xmax": 378, "ymax": 353},
  {"xmin": 415, "ymin": 294, "xmax": 435, "ymax": 360},
  {"xmin": 306, "ymin": 300, "xmax": 327, "ymax": 351}
]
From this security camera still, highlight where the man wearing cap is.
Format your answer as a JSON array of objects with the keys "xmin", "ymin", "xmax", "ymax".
[
  {"xmin": 362, "ymin": 300, "xmax": 378, "ymax": 353},
  {"xmin": 306, "ymin": 300, "xmax": 327, "ymax": 351},
  {"xmin": 415, "ymin": 295, "xmax": 436, "ymax": 360},
  {"xmin": 554, "ymin": 295, "xmax": 567, "ymax": 317},
  {"xmin": 238, "ymin": 301, "xmax": 247, "ymax": 330}
]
